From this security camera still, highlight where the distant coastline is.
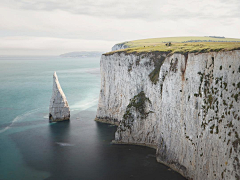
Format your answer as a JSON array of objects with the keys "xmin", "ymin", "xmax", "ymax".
[{"xmin": 60, "ymin": 51, "xmax": 103, "ymax": 58}]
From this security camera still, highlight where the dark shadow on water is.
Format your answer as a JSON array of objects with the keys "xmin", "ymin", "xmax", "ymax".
[
  {"xmin": 48, "ymin": 120, "xmax": 71, "ymax": 140},
  {"xmin": 10, "ymin": 111, "xmax": 186, "ymax": 180}
]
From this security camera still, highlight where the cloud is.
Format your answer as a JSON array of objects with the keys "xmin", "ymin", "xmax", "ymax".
[
  {"xmin": 2, "ymin": 0, "xmax": 239, "ymax": 20},
  {"xmin": 0, "ymin": 0, "xmax": 239, "ymax": 55},
  {"xmin": 0, "ymin": 36, "xmax": 118, "ymax": 55}
]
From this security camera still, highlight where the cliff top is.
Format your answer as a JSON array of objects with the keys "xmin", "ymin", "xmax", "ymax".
[{"xmin": 105, "ymin": 36, "xmax": 240, "ymax": 55}]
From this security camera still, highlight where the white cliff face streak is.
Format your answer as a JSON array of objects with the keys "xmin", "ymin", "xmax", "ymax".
[
  {"xmin": 96, "ymin": 50, "xmax": 240, "ymax": 180},
  {"xmin": 49, "ymin": 72, "xmax": 70, "ymax": 122},
  {"xmin": 111, "ymin": 43, "xmax": 129, "ymax": 51}
]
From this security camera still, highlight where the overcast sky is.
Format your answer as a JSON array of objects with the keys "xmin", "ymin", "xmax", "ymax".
[{"xmin": 0, "ymin": 0, "xmax": 239, "ymax": 55}]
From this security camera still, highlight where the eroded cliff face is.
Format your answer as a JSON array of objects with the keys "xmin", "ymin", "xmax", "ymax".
[{"xmin": 96, "ymin": 50, "xmax": 240, "ymax": 180}]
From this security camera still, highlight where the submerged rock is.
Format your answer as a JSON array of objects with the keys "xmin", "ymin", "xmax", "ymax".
[{"xmin": 49, "ymin": 72, "xmax": 70, "ymax": 122}]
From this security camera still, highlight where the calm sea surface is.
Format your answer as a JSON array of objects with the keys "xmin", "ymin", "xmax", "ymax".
[{"xmin": 0, "ymin": 56, "xmax": 185, "ymax": 180}]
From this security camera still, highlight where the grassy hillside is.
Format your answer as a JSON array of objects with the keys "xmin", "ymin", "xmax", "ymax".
[
  {"xmin": 107, "ymin": 37, "xmax": 240, "ymax": 55},
  {"xmin": 119, "ymin": 36, "xmax": 240, "ymax": 48}
]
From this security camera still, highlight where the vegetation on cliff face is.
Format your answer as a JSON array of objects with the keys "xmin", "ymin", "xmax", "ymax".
[
  {"xmin": 149, "ymin": 55, "xmax": 167, "ymax": 84},
  {"xmin": 105, "ymin": 37, "xmax": 240, "ymax": 55},
  {"xmin": 119, "ymin": 91, "xmax": 153, "ymax": 131}
]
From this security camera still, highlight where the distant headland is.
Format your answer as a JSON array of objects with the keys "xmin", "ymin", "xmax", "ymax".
[{"xmin": 60, "ymin": 51, "xmax": 103, "ymax": 58}]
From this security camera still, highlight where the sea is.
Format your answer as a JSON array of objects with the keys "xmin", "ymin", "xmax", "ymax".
[{"xmin": 0, "ymin": 56, "xmax": 186, "ymax": 180}]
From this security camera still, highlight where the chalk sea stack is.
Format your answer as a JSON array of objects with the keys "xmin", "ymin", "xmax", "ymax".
[{"xmin": 49, "ymin": 72, "xmax": 70, "ymax": 122}]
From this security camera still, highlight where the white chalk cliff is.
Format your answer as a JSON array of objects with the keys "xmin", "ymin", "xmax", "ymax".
[
  {"xmin": 111, "ymin": 43, "xmax": 129, "ymax": 51},
  {"xmin": 96, "ymin": 50, "xmax": 240, "ymax": 180},
  {"xmin": 49, "ymin": 72, "xmax": 70, "ymax": 122}
]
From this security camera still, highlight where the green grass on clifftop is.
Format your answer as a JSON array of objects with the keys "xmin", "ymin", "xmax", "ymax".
[
  {"xmin": 105, "ymin": 36, "xmax": 240, "ymax": 55},
  {"xmin": 122, "ymin": 36, "xmax": 240, "ymax": 48}
]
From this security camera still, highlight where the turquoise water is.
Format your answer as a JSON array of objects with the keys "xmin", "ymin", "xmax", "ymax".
[
  {"xmin": 0, "ymin": 56, "xmax": 100, "ymax": 128},
  {"xmin": 0, "ymin": 56, "xmax": 185, "ymax": 180}
]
